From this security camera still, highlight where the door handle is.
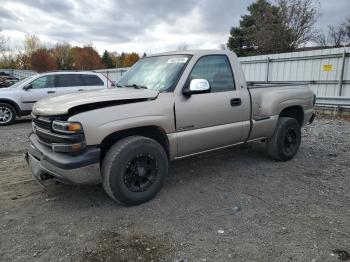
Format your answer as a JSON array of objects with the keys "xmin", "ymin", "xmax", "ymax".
[
  {"xmin": 47, "ymin": 91, "xmax": 56, "ymax": 94},
  {"xmin": 230, "ymin": 98, "xmax": 241, "ymax": 107},
  {"xmin": 78, "ymin": 89, "xmax": 85, "ymax": 91}
]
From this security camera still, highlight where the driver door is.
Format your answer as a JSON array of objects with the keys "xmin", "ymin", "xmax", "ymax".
[
  {"xmin": 175, "ymin": 55, "xmax": 250, "ymax": 157},
  {"xmin": 20, "ymin": 75, "xmax": 56, "ymax": 111}
]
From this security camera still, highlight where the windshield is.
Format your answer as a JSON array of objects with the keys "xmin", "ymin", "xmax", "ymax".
[{"xmin": 117, "ymin": 55, "xmax": 190, "ymax": 91}]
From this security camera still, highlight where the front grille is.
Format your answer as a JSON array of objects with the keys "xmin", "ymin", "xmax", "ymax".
[{"xmin": 33, "ymin": 117, "xmax": 52, "ymax": 131}]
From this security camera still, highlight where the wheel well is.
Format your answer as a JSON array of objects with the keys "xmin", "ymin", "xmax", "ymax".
[
  {"xmin": 279, "ymin": 106, "xmax": 304, "ymax": 125},
  {"xmin": 100, "ymin": 126, "xmax": 170, "ymax": 160},
  {"xmin": 0, "ymin": 99, "xmax": 20, "ymax": 116}
]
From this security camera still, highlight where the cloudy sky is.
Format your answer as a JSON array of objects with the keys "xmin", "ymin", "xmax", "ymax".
[{"xmin": 0, "ymin": 0, "xmax": 349, "ymax": 55}]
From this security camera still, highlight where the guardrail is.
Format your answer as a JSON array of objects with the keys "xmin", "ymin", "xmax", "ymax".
[{"xmin": 316, "ymin": 96, "xmax": 350, "ymax": 106}]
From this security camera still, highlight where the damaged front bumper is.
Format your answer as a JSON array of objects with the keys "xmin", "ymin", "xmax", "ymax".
[{"xmin": 25, "ymin": 134, "xmax": 101, "ymax": 185}]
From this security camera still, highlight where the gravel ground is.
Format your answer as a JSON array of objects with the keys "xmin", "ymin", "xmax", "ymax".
[{"xmin": 0, "ymin": 117, "xmax": 350, "ymax": 262}]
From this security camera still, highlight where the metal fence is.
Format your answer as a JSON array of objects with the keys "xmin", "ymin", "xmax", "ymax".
[
  {"xmin": 239, "ymin": 47, "xmax": 350, "ymax": 107},
  {"xmin": 0, "ymin": 69, "xmax": 37, "ymax": 79},
  {"xmin": 2, "ymin": 48, "xmax": 350, "ymax": 107}
]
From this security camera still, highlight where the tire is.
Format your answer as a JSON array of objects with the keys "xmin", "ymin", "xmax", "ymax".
[
  {"xmin": 267, "ymin": 117, "xmax": 301, "ymax": 161},
  {"xmin": 0, "ymin": 103, "xmax": 16, "ymax": 126},
  {"xmin": 102, "ymin": 136, "xmax": 168, "ymax": 206}
]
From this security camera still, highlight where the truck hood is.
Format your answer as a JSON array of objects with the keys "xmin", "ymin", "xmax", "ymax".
[{"xmin": 32, "ymin": 88, "xmax": 159, "ymax": 116}]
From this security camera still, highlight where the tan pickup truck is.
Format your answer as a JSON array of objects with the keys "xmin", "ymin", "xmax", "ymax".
[{"xmin": 26, "ymin": 50, "xmax": 315, "ymax": 205}]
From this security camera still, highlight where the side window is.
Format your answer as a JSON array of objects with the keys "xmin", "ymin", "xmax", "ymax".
[
  {"xmin": 54, "ymin": 74, "xmax": 84, "ymax": 87},
  {"xmin": 188, "ymin": 55, "xmax": 235, "ymax": 92},
  {"xmin": 82, "ymin": 75, "xmax": 104, "ymax": 86},
  {"xmin": 31, "ymin": 76, "xmax": 50, "ymax": 89}
]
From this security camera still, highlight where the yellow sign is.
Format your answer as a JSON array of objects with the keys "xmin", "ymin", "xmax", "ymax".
[{"xmin": 323, "ymin": 64, "xmax": 333, "ymax": 72}]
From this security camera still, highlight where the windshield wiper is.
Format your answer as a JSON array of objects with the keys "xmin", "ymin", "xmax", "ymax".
[{"xmin": 124, "ymin": 84, "xmax": 148, "ymax": 89}]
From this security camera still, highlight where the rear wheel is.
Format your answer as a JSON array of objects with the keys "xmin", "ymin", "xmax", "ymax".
[
  {"xmin": 0, "ymin": 103, "xmax": 16, "ymax": 126},
  {"xmin": 102, "ymin": 136, "xmax": 168, "ymax": 205},
  {"xmin": 267, "ymin": 117, "xmax": 301, "ymax": 161}
]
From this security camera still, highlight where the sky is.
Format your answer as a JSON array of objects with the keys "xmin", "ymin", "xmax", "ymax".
[{"xmin": 0, "ymin": 0, "xmax": 349, "ymax": 55}]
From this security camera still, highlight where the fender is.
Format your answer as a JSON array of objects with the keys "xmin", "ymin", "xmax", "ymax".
[{"xmin": 0, "ymin": 98, "xmax": 21, "ymax": 116}]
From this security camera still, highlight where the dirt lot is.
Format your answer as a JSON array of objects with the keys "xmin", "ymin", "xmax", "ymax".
[{"xmin": 0, "ymin": 117, "xmax": 350, "ymax": 262}]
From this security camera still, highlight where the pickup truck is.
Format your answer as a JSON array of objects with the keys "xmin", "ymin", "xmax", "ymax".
[
  {"xmin": 26, "ymin": 50, "xmax": 315, "ymax": 205},
  {"xmin": 0, "ymin": 71, "xmax": 112, "ymax": 126}
]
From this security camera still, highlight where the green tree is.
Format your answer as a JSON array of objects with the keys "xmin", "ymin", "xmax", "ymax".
[
  {"xmin": 227, "ymin": 0, "xmax": 294, "ymax": 56},
  {"xmin": 101, "ymin": 50, "xmax": 115, "ymax": 68},
  {"xmin": 116, "ymin": 52, "xmax": 126, "ymax": 68}
]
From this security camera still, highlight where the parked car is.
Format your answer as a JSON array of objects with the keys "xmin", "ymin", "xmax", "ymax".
[
  {"xmin": 0, "ymin": 71, "xmax": 113, "ymax": 125},
  {"xmin": 26, "ymin": 50, "xmax": 315, "ymax": 205},
  {"xmin": 0, "ymin": 74, "xmax": 19, "ymax": 88}
]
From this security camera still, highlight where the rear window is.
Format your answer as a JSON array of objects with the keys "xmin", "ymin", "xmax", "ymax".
[
  {"xmin": 55, "ymin": 74, "xmax": 84, "ymax": 87},
  {"xmin": 81, "ymin": 75, "xmax": 104, "ymax": 86}
]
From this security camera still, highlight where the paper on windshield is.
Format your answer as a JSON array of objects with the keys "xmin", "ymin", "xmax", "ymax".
[{"xmin": 167, "ymin": 57, "xmax": 188, "ymax": 64}]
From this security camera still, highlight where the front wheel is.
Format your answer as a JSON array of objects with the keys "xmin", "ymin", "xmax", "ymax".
[
  {"xmin": 102, "ymin": 136, "xmax": 168, "ymax": 206},
  {"xmin": 267, "ymin": 117, "xmax": 301, "ymax": 161},
  {"xmin": 0, "ymin": 103, "xmax": 16, "ymax": 126}
]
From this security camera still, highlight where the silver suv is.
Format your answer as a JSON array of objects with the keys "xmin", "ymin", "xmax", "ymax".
[{"xmin": 0, "ymin": 71, "xmax": 112, "ymax": 125}]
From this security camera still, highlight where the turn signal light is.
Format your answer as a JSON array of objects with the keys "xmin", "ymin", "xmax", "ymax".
[{"xmin": 52, "ymin": 121, "xmax": 83, "ymax": 134}]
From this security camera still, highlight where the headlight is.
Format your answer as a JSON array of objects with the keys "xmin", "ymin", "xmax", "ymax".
[{"xmin": 52, "ymin": 121, "xmax": 83, "ymax": 134}]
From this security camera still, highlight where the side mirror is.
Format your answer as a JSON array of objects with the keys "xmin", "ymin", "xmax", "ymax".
[
  {"xmin": 182, "ymin": 79, "xmax": 210, "ymax": 96},
  {"xmin": 23, "ymin": 84, "xmax": 32, "ymax": 91}
]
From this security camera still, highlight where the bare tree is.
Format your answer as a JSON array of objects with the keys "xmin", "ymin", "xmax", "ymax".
[
  {"xmin": 52, "ymin": 42, "xmax": 74, "ymax": 70},
  {"xmin": 313, "ymin": 30, "xmax": 327, "ymax": 47},
  {"xmin": 327, "ymin": 23, "xmax": 347, "ymax": 47},
  {"xmin": 24, "ymin": 33, "xmax": 41, "ymax": 56},
  {"xmin": 313, "ymin": 18, "xmax": 350, "ymax": 47},
  {"xmin": 278, "ymin": 0, "xmax": 320, "ymax": 48}
]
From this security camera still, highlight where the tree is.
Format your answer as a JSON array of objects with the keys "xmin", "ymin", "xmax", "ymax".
[
  {"xmin": 101, "ymin": 50, "xmax": 115, "ymax": 68},
  {"xmin": 15, "ymin": 51, "xmax": 30, "ymax": 70},
  {"xmin": 24, "ymin": 34, "xmax": 41, "ymax": 56},
  {"xmin": 278, "ymin": 0, "xmax": 320, "ymax": 48},
  {"xmin": 0, "ymin": 53, "xmax": 17, "ymax": 69},
  {"xmin": 227, "ymin": 0, "xmax": 294, "ymax": 56},
  {"xmin": 71, "ymin": 45, "xmax": 104, "ymax": 70},
  {"xmin": 30, "ymin": 48, "xmax": 57, "ymax": 72},
  {"xmin": 123, "ymin": 52, "xmax": 140, "ymax": 67},
  {"xmin": 314, "ymin": 17, "xmax": 350, "ymax": 47},
  {"xmin": 116, "ymin": 52, "xmax": 126, "ymax": 68},
  {"xmin": 52, "ymin": 43, "xmax": 74, "ymax": 70},
  {"xmin": 327, "ymin": 24, "xmax": 348, "ymax": 47}
]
